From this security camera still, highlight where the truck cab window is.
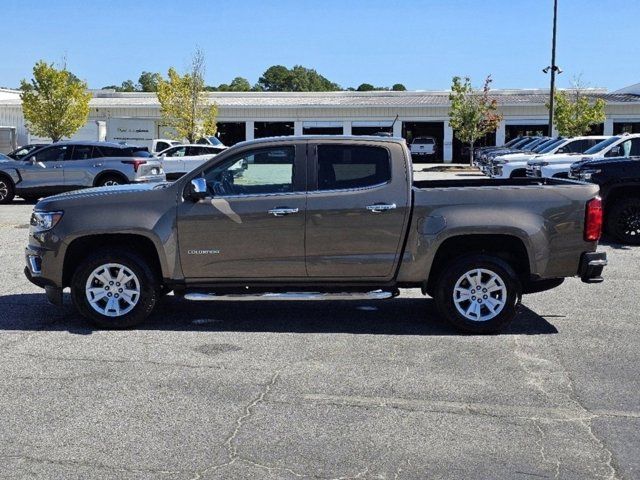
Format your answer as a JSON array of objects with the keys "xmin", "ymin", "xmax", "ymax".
[
  {"xmin": 317, "ymin": 145, "xmax": 391, "ymax": 190},
  {"xmin": 203, "ymin": 146, "xmax": 295, "ymax": 196}
]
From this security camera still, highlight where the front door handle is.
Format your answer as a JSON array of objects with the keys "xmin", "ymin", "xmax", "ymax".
[
  {"xmin": 53, "ymin": 164, "xmax": 63, "ymax": 169},
  {"xmin": 93, "ymin": 163, "xmax": 103, "ymax": 167},
  {"xmin": 268, "ymin": 207, "xmax": 299, "ymax": 217},
  {"xmin": 366, "ymin": 203, "xmax": 396, "ymax": 213}
]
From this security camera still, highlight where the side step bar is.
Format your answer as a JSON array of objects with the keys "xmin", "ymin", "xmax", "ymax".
[{"xmin": 183, "ymin": 290, "xmax": 397, "ymax": 302}]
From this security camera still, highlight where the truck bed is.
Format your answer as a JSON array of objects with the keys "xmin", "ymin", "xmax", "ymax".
[{"xmin": 413, "ymin": 177, "xmax": 579, "ymax": 189}]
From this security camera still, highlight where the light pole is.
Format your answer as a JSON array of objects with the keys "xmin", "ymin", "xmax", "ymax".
[{"xmin": 543, "ymin": 0, "xmax": 561, "ymax": 136}]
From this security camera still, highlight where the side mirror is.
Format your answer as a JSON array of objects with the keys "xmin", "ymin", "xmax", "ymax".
[{"xmin": 188, "ymin": 178, "xmax": 208, "ymax": 201}]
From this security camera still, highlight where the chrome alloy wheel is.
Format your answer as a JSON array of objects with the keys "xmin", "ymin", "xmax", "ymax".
[
  {"xmin": 85, "ymin": 263, "xmax": 140, "ymax": 317},
  {"xmin": 0, "ymin": 180, "xmax": 8, "ymax": 201},
  {"xmin": 453, "ymin": 268, "xmax": 507, "ymax": 322}
]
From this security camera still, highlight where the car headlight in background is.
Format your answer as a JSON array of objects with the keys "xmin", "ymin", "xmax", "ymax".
[
  {"xmin": 30, "ymin": 211, "xmax": 63, "ymax": 231},
  {"xmin": 578, "ymin": 169, "xmax": 601, "ymax": 181}
]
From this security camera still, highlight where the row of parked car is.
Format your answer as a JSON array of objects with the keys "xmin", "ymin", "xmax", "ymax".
[
  {"xmin": 476, "ymin": 133, "xmax": 640, "ymax": 245},
  {"xmin": 0, "ymin": 137, "xmax": 229, "ymax": 204}
]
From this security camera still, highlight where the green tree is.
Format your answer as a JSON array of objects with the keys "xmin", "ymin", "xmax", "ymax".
[
  {"xmin": 228, "ymin": 76, "xmax": 252, "ymax": 91},
  {"xmin": 138, "ymin": 71, "xmax": 162, "ymax": 92},
  {"xmin": 551, "ymin": 88, "xmax": 606, "ymax": 137},
  {"xmin": 392, "ymin": 83, "xmax": 407, "ymax": 91},
  {"xmin": 19, "ymin": 61, "xmax": 92, "ymax": 142},
  {"xmin": 156, "ymin": 49, "xmax": 218, "ymax": 143},
  {"xmin": 257, "ymin": 65, "xmax": 340, "ymax": 91},
  {"xmin": 356, "ymin": 83, "xmax": 375, "ymax": 92},
  {"xmin": 118, "ymin": 79, "xmax": 137, "ymax": 92},
  {"xmin": 449, "ymin": 75, "xmax": 502, "ymax": 165}
]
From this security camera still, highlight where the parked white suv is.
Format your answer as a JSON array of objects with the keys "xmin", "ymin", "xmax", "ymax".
[
  {"xmin": 527, "ymin": 134, "xmax": 640, "ymax": 178},
  {"xmin": 491, "ymin": 136, "xmax": 608, "ymax": 178},
  {"xmin": 157, "ymin": 144, "xmax": 223, "ymax": 179}
]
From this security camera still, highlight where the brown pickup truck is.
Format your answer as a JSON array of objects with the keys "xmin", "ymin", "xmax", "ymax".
[{"xmin": 25, "ymin": 136, "xmax": 607, "ymax": 333}]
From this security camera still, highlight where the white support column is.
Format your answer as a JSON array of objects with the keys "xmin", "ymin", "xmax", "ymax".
[
  {"xmin": 245, "ymin": 121, "xmax": 254, "ymax": 141},
  {"xmin": 443, "ymin": 123, "xmax": 453, "ymax": 163},
  {"xmin": 342, "ymin": 121, "xmax": 351, "ymax": 136},
  {"xmin": 294, "ymin": 121, "xmax": 304, "ymax": 136},
  {"xmin": 496, "ymin": 120, "xmax": 506, "ymax": 146},
  {"xmin": 604, "ymin": 117, "xmax": 614, "ymax": 136}
]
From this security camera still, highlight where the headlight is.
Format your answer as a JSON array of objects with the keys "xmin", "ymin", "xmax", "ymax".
[
  {"xmin": 30, "ymin": 211, "xmax": 63, "ymax": 231},
  {"xmin": 579, "ymin": 169, "xmax": 601, "ymax": 180}
]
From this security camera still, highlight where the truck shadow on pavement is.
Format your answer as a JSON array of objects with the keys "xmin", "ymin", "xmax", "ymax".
[{"xmin": 0, "ymin": 293, "xmax": 559, "ymax": 336}]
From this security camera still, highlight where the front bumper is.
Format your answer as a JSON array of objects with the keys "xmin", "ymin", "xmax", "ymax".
[
  {"xmin": 25, "ymin": 243, "xmax": 64, "ymax": 305},
  {"xmin": 578, "ymin": 251, "xmax": 607, "ymax": 283}
]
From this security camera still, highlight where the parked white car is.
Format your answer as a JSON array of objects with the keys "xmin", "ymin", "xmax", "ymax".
[
  {"xmin": 157, "ymin": 144, "xmax": 223, "ymax": 179},
  {"xmin": 527, "ymin": 133, "xmax": 640, "ymax": 178},
  {"xmin": 410, "ymin": 137, "xmax": 437, "ymax": 157},
  {"xmin": 490, "ymin": 136, "xmax": 608, "ymax": 178},
  {"xmin": 151, "ymin": 139, "xmax": 181, "ymax": 154}
]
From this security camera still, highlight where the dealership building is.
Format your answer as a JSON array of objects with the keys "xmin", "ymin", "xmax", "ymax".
[{"xmin": 1, "ymin": 84, "xmax": 640, "ymax": 161}]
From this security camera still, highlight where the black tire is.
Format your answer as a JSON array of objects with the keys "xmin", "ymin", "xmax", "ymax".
[
  {"xmin": 71, "ymin": 249, "xmax": 158, "ymax": 328},
  {"xmin": 0, "ymin": 176, "xmax": 15, "ymax": 204},
  {"xmin": 96, "ymin": 174, "xmax": 127, "ymax": 187},
  {"xmin": 434, "ymin": 254, "xmax": 521, "ymax": 334},
  {"xmin": 606, "ymin": 198, "xmax": 640, "ymax": 245}
]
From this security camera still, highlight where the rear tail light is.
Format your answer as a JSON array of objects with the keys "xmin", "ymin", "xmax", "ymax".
[
  {"xmin": 584, "ymin": 196, "xmax": 603, "ymax": 242},
  {"xmin": 122, "ymin": 159, "xmax": 147, "ymax": 172}
]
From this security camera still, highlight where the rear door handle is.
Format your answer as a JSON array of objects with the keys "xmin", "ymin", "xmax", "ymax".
[
  {"xmin": 366, "ymin": 203, "xmax": 396, "ymax": 213},
  {"xmin": 53, "ymin": 164, "xmax": 63, "ymax": 169},
  {"xmin": 268, "ymin": 207, "xmax": 299, "ymax": 217}
]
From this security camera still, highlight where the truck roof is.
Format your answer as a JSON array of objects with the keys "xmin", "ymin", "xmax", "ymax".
[{"xmin": 233, "ymin": 135, "xmax": 407, "ymax": 149}]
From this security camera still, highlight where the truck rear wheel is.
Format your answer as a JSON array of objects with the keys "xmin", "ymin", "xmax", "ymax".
[
  {"xmin": 607, "ymin": 198, "xmax": 640, "ymax": 245},
  {"xmin": 434, "ymin": 255, "xmax": 520, "ymax": 334},
  {"xmin": 71, "ymin": 249, "xmax": 158, "ymax": 328}
]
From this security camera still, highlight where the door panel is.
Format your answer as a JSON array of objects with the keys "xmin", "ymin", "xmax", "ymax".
[
  {"xmin": 17, "ymin": 145, "xmax": 69, "ymax": 191},
  {"xmin": 177, "ymin": 144, "xmax": 307, "ymax": 279},
  {"xmin": 64, "ymin": 145, "xmax": 97, "ymax": 187},
  {"xmin": 305, "ymin": 142, "xmax": 410, "ymax": 279}
]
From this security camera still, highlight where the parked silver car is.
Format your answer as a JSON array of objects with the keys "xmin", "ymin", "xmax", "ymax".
[{"xmin": 0, "ymin": 141, "xmax": 165, "ymax": 203}]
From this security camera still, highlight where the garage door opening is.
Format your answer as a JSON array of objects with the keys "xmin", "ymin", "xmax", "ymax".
[
  {"xmin": 303, "ymin": 122, "xmax": 343, "ymax": 135},
  {"xmin": 254, "ymin": 122, "xmax": 294, "ymax": 138},
  {"xmin": 352, "ymin": 121, "xmax": 393, "ymax": 136},
  {"xmin": 216, "ymin": 122, "xmax": 246, "ymax": 146},
  {"xmin": 613, "ymin": 122, "xmax": 640, "ymax": 134},
  {"xmin": 402, "ymin": 122, "xmax": 444, "ymax": 162},
  {"xmin": 505, "ymin": 124, "xmax": 549, "ymax": 142}
]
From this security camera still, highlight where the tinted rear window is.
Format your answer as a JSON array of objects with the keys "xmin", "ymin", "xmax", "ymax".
[
  {"xmin": 413, "ymin": 138, "xmax": 435, "ymax": 145},
  {"xmin": 317, "ymin": 145, "xmax": 391, "ymax": 190},
  {"xmin": 96, "ymin": 146, "xmax": 152, "ymax": 158}
]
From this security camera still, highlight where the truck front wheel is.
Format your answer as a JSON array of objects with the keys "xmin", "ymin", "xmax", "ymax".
[
  {"xmin": 71, "ymin": 249, "xmax": 158, "ymax": 328},
  {"xmin": 434, "ymin": 255, "xmax": 521, "ymax": 334}
]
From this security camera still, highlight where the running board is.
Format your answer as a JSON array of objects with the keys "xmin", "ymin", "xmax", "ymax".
[{"xmin": 183, "ymin": 290, "xmax": 397, "ymax": 302}]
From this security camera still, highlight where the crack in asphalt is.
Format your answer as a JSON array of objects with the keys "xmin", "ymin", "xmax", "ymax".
[{"xmin": 513, "ymin": 336, "xmax": 622, "ymax": 480}]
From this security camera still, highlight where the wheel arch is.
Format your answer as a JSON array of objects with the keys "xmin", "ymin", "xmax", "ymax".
[
  {"xmin": 63, "ymin": 233, "xmax": 164, "ymax": 287},
  {"xmin": 426, "ymin": 234, "xmax": 531, "ymax": 295},
  {"xmin": 93, "ymin": 170, "xmax": 129, "ymax": 187}
]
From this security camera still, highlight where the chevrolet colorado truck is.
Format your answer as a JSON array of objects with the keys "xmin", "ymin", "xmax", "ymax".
[{"xmin": 25, "ymin": 136, "xmax": 607, "ymax": 333}]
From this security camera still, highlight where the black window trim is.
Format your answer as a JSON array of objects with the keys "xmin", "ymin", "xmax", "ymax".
[{"xmin": 308, "ymin": 142, "xmax": 393, "ymax": 193}]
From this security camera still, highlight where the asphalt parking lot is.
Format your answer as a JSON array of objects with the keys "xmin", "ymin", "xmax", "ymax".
[{"xmin": 0, "ymin": 192, "xmax": 638, "ymax": 479}]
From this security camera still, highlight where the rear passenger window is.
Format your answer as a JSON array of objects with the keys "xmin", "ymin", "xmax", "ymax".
[
  {"xmin": 71, "ymin": 145, "xmax": 95, "ymax": 160},
  {"xmin": 317, "ymin": 145, "xmax": 391, "ymax": 191}
]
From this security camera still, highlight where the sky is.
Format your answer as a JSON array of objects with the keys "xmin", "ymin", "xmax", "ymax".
[{"xmin": 2, "ymin": 0, "xmax": 638, "ymax": 92}]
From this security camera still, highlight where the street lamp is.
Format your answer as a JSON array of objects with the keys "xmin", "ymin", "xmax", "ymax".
[{"xmin": 544, "ymin": 0, "xmax": 561, "ymax": 136}]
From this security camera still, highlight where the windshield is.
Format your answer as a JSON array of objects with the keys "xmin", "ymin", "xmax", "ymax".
[
  {"xmin": 521, "ymin": 137, "xmax": 547, "ymax": 150},
  {"xmin": 206, "ymin": 136, "xmax": 224, "ymax": 146},
  {"xmin": 537, "ymin": 138, "xmax": 566, "ymax": 154},
  {"xmin": 509, "ymin": 137, "xmax": 531, "ymax": 149},
  {"xmin": 504, "ymin": 137, "xmax": 522, "ymax": 148},
  {"xmin": 583, "ymin": 136, "xmax": 619, "ymax": 155},
  {"xmin": 532, "ymin": 138, "xmax": 561, "ymax": 153}
]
